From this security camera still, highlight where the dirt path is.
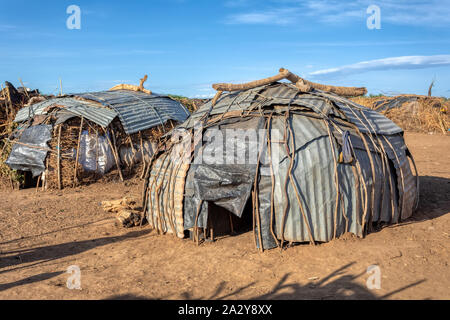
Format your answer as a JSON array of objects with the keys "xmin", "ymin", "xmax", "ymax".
[{"xmin": 0, "ymin": 132, "xmax": 448, "ymax": 300}]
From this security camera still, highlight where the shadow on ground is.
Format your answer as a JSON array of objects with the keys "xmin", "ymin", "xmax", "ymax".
[
  {"xmin": 0, "ymin": 176, "xmax": 443, "ymax": 298},
  {"xmin": 0, "ymin": 271, "xmax": 64, "ymax": 292},
  {"xmin": 414, "ymin": 176, "xmax": 450, "ymax": 220},
  {"xmin": 0, "ymin": 229, "xmax": 151, "ymax": 275},
  {"xmin": 106, "ymin": 263, "xmax": 426, "ymax": 300}
]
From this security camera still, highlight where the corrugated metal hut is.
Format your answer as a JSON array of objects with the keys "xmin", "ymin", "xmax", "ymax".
[
  {"xmin": 5, "ymin": 86, "xmax": 190, "ymax": 189},
  {"xmin": 142, "ymin": 69, "xmax": 419, "ymax": 251}
]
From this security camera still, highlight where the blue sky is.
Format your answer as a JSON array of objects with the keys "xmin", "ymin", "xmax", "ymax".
[{"xmin": 1, "ymin": 0, "xmax": 450, "ymax": 97}]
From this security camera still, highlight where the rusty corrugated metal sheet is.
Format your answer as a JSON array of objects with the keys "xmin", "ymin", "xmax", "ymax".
[
  {"xmin": 180, "ymin": 82, "xmax": 403, "ymax": 135},
  {"xmin": 147, "ymin": 146, "xmax": 190, "ymax": 238},
  {"xmin": 79, "ymin": 90, "xmax": 190, "ymax": 135},
  {"xmin": 14, "ymin": 90, "xmax": 191, "ymax": 134},
  {"xmin": 14, "ymin": 97, "xmax": 118, "ymax": 127}
]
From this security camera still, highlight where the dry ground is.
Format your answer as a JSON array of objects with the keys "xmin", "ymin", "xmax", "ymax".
[{"xmin": 0, "ymin": 132, "xmax": 448, "ymax": 300}]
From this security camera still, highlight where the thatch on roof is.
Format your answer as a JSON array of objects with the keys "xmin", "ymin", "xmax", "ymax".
[{"xmin": 351, "ymin": 95, "xmax": 449, "ymax": 134}]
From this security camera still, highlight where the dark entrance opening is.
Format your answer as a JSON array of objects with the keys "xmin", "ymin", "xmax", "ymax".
[
  {"xmin": 19, "ymin": 170, "xmax": 40, "ymax": 189},
  {"xmin": 202, "ymin": 199, "xmax": 254, "ymax": 240}
]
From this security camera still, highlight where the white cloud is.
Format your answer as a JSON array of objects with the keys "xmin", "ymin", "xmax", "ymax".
[
  {"xmin": 225, "ymin": 0, "xmax": 450, "ymax": 27},
  {"xmin": 226, "ymin": 8, "xmax": 299, "ymax": 25},
  {"xmin": 309, "ymin": 55, "xmax": 450, "ymax": 78},
  {"xmin": 193, "ymin": 94, "xmax": 215, "ymax": 99}
]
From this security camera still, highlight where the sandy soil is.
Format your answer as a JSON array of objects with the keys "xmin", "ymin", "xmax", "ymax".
[{"xmin": 0, "ymin": 132, "xmax": 448, "ymax": 300}]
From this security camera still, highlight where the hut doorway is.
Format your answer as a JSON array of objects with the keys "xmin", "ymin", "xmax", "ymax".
[
  {"xmin": 200, "ymin": 200, "xmax": 254, "ymax": 241},
  {"xmin": 19, "ymin": 170, "xmax": 40, "ymax": 189}
]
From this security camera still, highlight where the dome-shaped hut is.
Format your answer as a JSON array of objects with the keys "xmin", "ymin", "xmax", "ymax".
[
  {"xmin": 142, "ymin": 69, "xmax": 419, "ymax": 251},
  {"xmin": 4, "ymin": 76, "xmax": 190, "ymax": 189}
]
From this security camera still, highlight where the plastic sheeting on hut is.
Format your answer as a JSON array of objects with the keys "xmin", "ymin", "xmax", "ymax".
[
  {"xmin": 6, "ymin": 89, "xmax": 190, "ymax": 188},
  {"xmin": 143, "ymin": 82, "xmax": 419, "ymax": 251},
  {"xmin": 6, "ymin": 124, "xmax": 52, "ymax": 177}
]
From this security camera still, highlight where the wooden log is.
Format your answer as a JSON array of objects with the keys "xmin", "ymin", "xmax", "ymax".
[
  {"xmin": 140, "ymin": 190, "xmax": 148, "ymax": 226},
  {"xmin": 36, "ymin": 174, "xmax": 41, "ymax": 192},
  {"xmin": 139, "ymin": 131, "xmax": 146, "ymax": 179},
  {"xmin": 57, "ymin": 125, "xmax": 62, "ymax": 190},
  {"xmin": 110, "ymin": 126, "xmax": 123, "ymax": 179},
  {"xmin": 104, "ymin": 127, "xmax": 124, "ymax": 182},
  {"xmin": 102, "ymin": 197, "xmax": 135, "ymax": 209},
  {"xmin": 43, "ymin": 158, "xmax": 49, "ymax": 191},
  {"xmin": 72, "ymin": 117, "xmax": 84, "ymax": 187},
  {"xmin": 229, "ymin": 213, "xmax": 234, "ymax": 234},
  {"xmin": 428, "ymin": 79, "xmax": 435, "ymax": 97},
  {"xmin": 212, "ymin": 70, "xmax": 289, "ymax": 92},
  {"xmin": 19, "ymin": 78, "xmax": 30, "ymax": 100},
  {"xmin": 110, "ymin": 75, "xmax": 152, "ymax": 95},
  {"xmin": 279, "ymin": 68, "xmax": 367, "ymax": 97},
  {"xmin": 139, "ymin": 75, "xmax": 148, "ymax": 91},
  {"xmin": 1, "ymin": 84, "xmax": 9, "ymax": 122},
  {"xmin": 212, "ymin": 68, "xmax": 367, "ymax": 97},
  {"xmin": 211, "ymin": 91, "xmax": 223, "ymax": 106},
  {"xmin": 95, "ymin": 130, "xmax": 99, "ymax": 175},
  {"xmin": 4, "ymin": 85, "xmax": 11, "ymax": 118}
]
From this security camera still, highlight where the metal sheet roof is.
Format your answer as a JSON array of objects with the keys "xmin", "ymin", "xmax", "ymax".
[
  {"xmin": 78, "ymin": 90, "xmax": 190, "ymax": 135},
  {"xmin": 180, "ymin": 82, "xmax": 403, "ymax": 135},
  {"xmin": 14, "ymin": 90, "xmax": 190, "ymax": 134},
  {"xmin": 14, "ymin": 97, "xmax": 118, "ymax": 128}
]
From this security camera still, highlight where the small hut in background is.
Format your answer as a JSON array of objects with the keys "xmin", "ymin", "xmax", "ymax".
[
  {"xmin": 351, "ymin": 95, "xmax": 449, "ymax": 134},
  {"xmin": 4, "ymin": 77, "xmax": 190, "ymax": 189}
]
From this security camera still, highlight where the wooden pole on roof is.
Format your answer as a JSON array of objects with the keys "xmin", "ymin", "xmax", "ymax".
[
  {"xmin": 212, "ymin": 68, "xmax": 367, "ymax": 97},
  {"xmin": 279, "ymin": 68, "xmax": 367, "ymax": 97},
  {"xmin": 19, "ymin": 78, "xmax": 30, "ymax": 100},
  {"xmin": 428, "ymin": 78, "xmax": 435, "ymax": 97},
  {"xmin": 109, "ymin": 75, "xmax": 152, "ymax": 95},
  {"xmin": 212, "ymin": 71, "xmax": 289, "ymax": 92},
  {"xmin": 139, "ymin": 75, "xmax": 148, "ymax": 91},
  {"xmin": 192, "ymin": 100, "xmax": 198, "ymax": 111},
  {"xmin": 59, "ymin": 78, "xmax": 63, "ymax": 96},
  {"xmin": 211, "ymin": 90, "xmax": 223, "ymax": 107}
]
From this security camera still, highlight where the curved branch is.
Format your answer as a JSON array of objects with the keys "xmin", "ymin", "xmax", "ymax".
[
  {"xmin": 110, "ymin": 75, "xmax": 152, "ymax": 95},
  {"xmin": 211, "ymin": 68, "xmax": 367, "ymax": 97},
  {"xmin": 279, "ymin": 68, "xmax": 367, "ymax": 97},
  {"xmin": 110, "ymin": 84, "xmax": 152, "ymax": 95},
  {"xmin": 212, "ymin": 69, "xmax": 290, "ymax": 92}
]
